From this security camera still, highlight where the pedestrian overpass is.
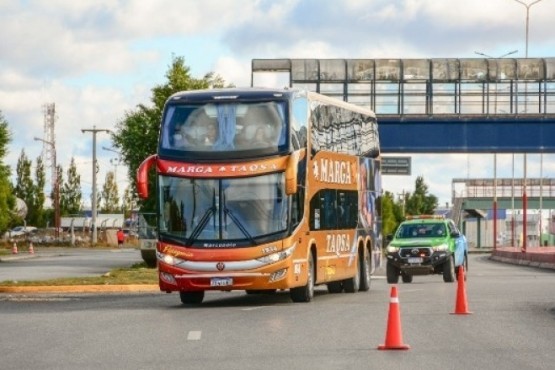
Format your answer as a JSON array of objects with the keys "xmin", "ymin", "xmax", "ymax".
[
  {"xmin": 251, "ymin": 58, "xmax": 555, "ymax": 153},
  {"xmin": 251, "ymin": 58, "xmax": 555, "ymax": 247}
]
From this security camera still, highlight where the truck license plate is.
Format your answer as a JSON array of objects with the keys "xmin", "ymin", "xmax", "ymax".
[
  {"xmin": 408, "ymin": 257, "xmax": 423, "ymax": 264},
  {"xmin": 210, "ymin": 277, "xmax": 233, "ymax": 287}
]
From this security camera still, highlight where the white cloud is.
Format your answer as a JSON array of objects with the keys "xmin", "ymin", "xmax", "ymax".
[{"xmin": 1, "ymin": 0, "xmax": 554, "ymax": 211}]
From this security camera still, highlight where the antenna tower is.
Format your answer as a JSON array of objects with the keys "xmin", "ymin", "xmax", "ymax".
[{"xmin": 42, "ymin": 103, "xmax": 57, "ymax": 188}]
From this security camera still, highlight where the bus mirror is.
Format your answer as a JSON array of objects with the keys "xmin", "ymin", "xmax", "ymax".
[
  {"xmin": 136, "ymin": 154, "xmax": 158, "ymax": 199},
  {"xmin": 285, "ymin": 151, "xmax": 300, "ymax": 195}
]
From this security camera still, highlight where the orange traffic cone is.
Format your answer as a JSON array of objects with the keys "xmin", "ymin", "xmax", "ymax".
[
  {"xmin": 12, "ymin": 242, "xmax": 18, "ymax": 254},
  {"xmin": 451, "ymin": 265, "xmax": 472, "ymax": 315},
  {"xmin": 378, "ymin": 286, "xmax": 410, "ymax": 350},
  {"xmin": 28, "ymin": 242, "xmax": 34, "ymax": 254}
]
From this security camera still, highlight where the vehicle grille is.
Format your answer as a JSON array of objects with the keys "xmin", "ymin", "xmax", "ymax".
[{"xmin": 399, "ymin": 247, "xmax": 433, "ymax": 258}]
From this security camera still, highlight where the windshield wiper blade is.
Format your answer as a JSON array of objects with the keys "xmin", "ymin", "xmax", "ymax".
[
  {"xmin": 186, "ymin": 206, "xmax": 215, "ymax": 245},
  {"xmin": 224, "ymin": 208, "xmax": 256, "ymax": 244}
]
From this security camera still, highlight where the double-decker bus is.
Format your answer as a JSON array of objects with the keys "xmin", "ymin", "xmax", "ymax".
[{"xmin": 137, "ymin": 87, "xmax": 382, "ymax": 304}]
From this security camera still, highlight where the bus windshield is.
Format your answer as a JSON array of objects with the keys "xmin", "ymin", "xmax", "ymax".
[
  {"xmin": 158, "ymin": 173, "xmax": 289, "ymax": 244},
  {"xmin": 160, "ymin": 101, "xmax": 288, "ymax": 153}
]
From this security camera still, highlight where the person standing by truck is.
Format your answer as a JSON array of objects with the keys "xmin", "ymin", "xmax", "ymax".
[{"xmin": 117, "ymin": 228, "xmax": 125, "ymax": 248}]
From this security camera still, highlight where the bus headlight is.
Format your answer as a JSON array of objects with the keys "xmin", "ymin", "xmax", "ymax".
[
  {"xmin": 157, "ymin": 251, "xmax": 185, "ymax": 266},
  {"xmin": 257, "ymin": 244, "xmax": 296, "ymax": 264}
]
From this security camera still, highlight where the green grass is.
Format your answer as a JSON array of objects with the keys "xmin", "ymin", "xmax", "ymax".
[{"xmin": 0, "ymin": 262, "xmax": 158, "ymax": 286}]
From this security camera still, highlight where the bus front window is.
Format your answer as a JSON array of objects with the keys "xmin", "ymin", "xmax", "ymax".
[
  {"xmin": 161, "ymin": 102, "xmax": 288, "ymax": 154},
  {"xmin": 158, "ymin": 174, "xmax": 289, "ymax": 244}
]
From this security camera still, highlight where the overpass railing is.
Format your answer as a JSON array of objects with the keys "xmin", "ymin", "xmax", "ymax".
[{"xmin": 252, "ymin": 58, "xmax": 555, "ymax": 116}]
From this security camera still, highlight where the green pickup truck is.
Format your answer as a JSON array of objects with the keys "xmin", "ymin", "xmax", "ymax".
[{"xmin": 384, "ymin": 215, "xmax": 468, "ymax": 283}]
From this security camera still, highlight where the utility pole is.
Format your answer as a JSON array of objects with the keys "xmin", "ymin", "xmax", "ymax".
[{"xmin": 82, "ymin": 126, "xmax": 111, "ymax": 245}]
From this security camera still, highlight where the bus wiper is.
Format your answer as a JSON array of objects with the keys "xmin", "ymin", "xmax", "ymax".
[
  {"xmin": 186, "ymin": 206, "xmax": 215, "ymax": 245},
  {"xmin": 224, "ymin": 207, "xmax": 256, "ymax": 245}
]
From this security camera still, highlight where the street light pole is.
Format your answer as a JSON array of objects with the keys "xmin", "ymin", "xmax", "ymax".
[
  {"xmin": 34, "ymin": 137, "xmax": 60, "ymax": 239},
  {"xmin": 513, "ymin": 0, "xmax": 544, "ymax": 252},
  {"xmin": 473, "ymin": 50, "xmax": 518, "ymax": 249},
  {"xmin": 82, "ymin": 126, "xmax": 111, "ymax": 245}
]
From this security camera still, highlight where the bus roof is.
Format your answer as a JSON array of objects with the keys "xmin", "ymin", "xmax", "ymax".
[
  {"xmin": 167, "ymin": 87, "xmax": 300, "ymax": 103},
  {"xmin": 166, "ymin": 88, "xmax": 376, "ymax": 118}
]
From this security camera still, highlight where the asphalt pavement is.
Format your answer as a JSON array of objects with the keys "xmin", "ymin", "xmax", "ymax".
[{"xmin": 1, "ymin": 244, "xmax": 553, "ymax": 294}]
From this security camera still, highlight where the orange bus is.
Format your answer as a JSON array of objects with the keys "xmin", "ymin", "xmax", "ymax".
[{"xmin": 137, "ymin": 87, "xmax": 382, "ymax": 304}]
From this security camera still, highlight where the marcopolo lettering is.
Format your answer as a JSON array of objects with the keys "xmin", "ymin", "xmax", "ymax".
[
  {"xmin": 317, "ymin": 158, "xmax": 352, "ymax": 184},
  {"xmin": 166, "ymin": 163, "xmax": 277, "ymax": 174},
  {"xmin": 326, "ymin": 233, "xmax": 351, "ymax": 254}
]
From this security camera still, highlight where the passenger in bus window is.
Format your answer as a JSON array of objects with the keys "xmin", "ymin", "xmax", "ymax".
[
  {"xmin": 202, "ymin": 121, "xmax": 218, "ymax": 146},
  {"xmin": 173, "ymin": 124, "xmax": 192, "ymax": 148}
]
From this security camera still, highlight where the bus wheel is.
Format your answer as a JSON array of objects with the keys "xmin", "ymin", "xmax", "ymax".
[
  {"xmin": 343, "ymin": 256, "xmax": 361, "ymax": 293},
  {"xmin": 179, "ymin": 291, "xmax": 204, "ymax": 305},
  {"xmin": 290, "ymin": 250, "xmax": 315, "ymax": 303},
  {"xmin": 358, "ymin": 247, "xmax": 371, "ymax": 292},
  {"xmin": 327, "ymin": 281, "xmax": 343, "ymax": 293}
]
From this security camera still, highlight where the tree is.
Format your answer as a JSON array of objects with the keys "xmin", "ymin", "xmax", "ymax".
[
  {"xmin": 0, "ymin": 111, "xmax": 15, "ymax": 232},
  {"xmin": 100, "ymin": 171, "xmax": 119, "ymax": 213},
  {"xmin": 33, "ymin": 156, "xmax": 46, "ymax": 227},
  {"xmin": 14, "ymin": 150, "xmax": 36, "ymax": 225},
  {"xmin": 61, "ymin": 158, "xmax": 82, "ymax": 215},
  {"xmin": 112, "ymin": 55, "xmax": 228, "ymax": 212},
  {"xmin": 404, "ymin": 176, "xmax": 438, "ymax": 216},
  {"xmin": 121, "ymin": 185, "xmax": 137, "ymax": 218}
]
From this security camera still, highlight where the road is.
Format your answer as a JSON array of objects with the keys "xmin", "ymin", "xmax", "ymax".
[
  {"xmin": 0, "ymin": 254, "xmax": 554, "ymax": 370},
  {"xmin": 0, "ymin": 248, "xmax": 143, "ymax": 282}
]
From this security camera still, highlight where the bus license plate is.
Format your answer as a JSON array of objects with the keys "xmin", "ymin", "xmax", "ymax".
[
  {"xmin": 408, "ymin": 257, "xmax": 423, "ymax": 264},
  {"xmin": 210, "ymin": 277, "xmax": 233, "ymax": 287}
]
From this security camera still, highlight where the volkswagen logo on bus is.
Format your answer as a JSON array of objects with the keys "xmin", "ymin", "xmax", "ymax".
[{"xmin": 216, "ymin": 262, "xmax": 226, "ymax": 271}]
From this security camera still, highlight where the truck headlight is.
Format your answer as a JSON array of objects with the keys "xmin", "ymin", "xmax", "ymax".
[
  {"xmin": 386, "ymin": 245, "xmax": 398, "ymax": 253},
  {"xmin": 433, "ymin": 243, "xmax": 449, "ymax": 251}
]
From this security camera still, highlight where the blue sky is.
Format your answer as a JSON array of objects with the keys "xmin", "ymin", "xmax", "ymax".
[{"xmin": 1, "ymin": 0, "xmax": 555, "ymax": 208}]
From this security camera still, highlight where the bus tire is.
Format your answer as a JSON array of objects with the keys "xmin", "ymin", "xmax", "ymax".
[
  {"xmin": 290, "ymin": 250, "xmax": 315, "ymax": 303},
  {"xmin": 358, "ymin": 246, "xmax": 371, "ymax": 292},
  {"xmin": 343, "ymin": 254, "xmax": 361, "ymax": 293},
  {"xmin": 327, "ymin": 281, "xmax": 343, "ymax": 293},
  {"xmin": 179, "ymin": 291, "xmax": 204, "ymax": 305}
]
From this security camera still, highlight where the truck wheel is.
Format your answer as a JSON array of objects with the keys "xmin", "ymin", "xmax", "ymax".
[
  {"xmin": 401, "ymin": 273, "xmax": 413, "ymax": 283},
  {"xmin": 290, "ymin": 250, "xmax": 315, "ymax": 302},
  {"xmin": 179, "ymin": 291, "xmax": 204, "ymax": 305},
  {"xmin": 456, "ymin": 254, "xmax": 468, "ymax": 281},
  {"xmin": 386, "ymin": 262, "xmax": 400, "ymax": 284},
  {"xmin": 443, "ymin": 255, "xmax": 456, "ymax": 283}
]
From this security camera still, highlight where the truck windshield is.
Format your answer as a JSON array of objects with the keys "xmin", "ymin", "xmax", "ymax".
[
  {"xmin": 160, "ymin": 101, "xmax": 287, "ymax": 153},
  {"xmin": 158, "ymin": 173, "xmax": 289, "ymax": 244},
  {"xmin": 396, "ymin": 223, "xmax": 446, "ymax": 238}
]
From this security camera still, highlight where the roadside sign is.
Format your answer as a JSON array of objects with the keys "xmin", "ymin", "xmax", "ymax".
[{"xmin": 382, "ymin": 156, "xmax": 411, "ymax": 175}]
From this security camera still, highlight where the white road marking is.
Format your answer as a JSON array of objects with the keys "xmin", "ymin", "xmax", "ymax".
[{"xmin": 187, "ymin": 331, "xmax": 202, "ymax": 340}]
